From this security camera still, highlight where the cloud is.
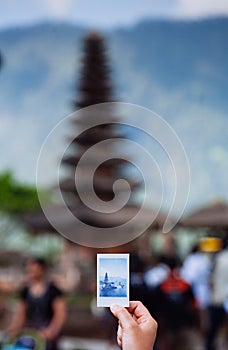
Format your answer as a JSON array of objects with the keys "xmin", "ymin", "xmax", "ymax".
[
  {"xmin": 43, "ymin": 0, "xmax": 74, "ymax": 18},
  {"xmin": 175, "ymin": 0, "xmax": 228, "ymax": 18},
  {"xmin": 1, "ymin": 0, "xmax": 228, "ymax": 30}
]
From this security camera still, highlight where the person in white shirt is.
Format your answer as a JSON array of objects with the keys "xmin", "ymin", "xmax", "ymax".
[
  {"xmin": 181, "ymin": 244, "xmax": 212, "ymax": 309},
  {"xmin": 205, "ymin": 240, "xmax": 228, "ymax": 350}
]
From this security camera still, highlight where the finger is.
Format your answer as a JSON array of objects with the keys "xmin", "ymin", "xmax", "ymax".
[
  {"xmin": 128, "ymin": 301, "xmax": 158, "ymax": 332},
  {"xmin": 117, "ymin": 335, "xmax": 122, "ymax": 348},
  {"xmin": 116, "ymin": 324, "xmax": 122, "ymax": 347},
  {"xmin": 128, "ymin": 301, "xmax": 153, "ymax": 321},
  {"xmin": 117, "ymin": 324, "xmax": 123, "ymax": 341},
  {"xmin": 110, "ymin": 304, "xmax": 135, "ymax": 329}
]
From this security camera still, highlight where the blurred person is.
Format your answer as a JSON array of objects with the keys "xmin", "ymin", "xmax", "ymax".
[
  {"xmin": 181, "ymin": 243, "xmax": 212, "ymax": 310},
  {"xmin": 130, "ymin": 252, "xmax": 149, "ymax": 306},
  {"xmin": 144, "ymin": 233, "xmax": 181, "ymax": 324},
  {"xmin": 181, "ymin": 243, "xmax": 212, "ymax": 340},
  {"xmin": 160, "ymin": 232, "xmax": 181, "ymax": 267},
  {"xmin": 6, "ymin": 257, "xmax": 66, "ymax": 350},
  {"xmin": 144, "ymin": 254, "xmax": 172, "ymax": 334},
  {"xmin": 51, "ymin": 242, "xmax": 81, "ymax": 294},
  {"xmin": 154, "ymin": 258, "xmax": 199, "ymax": 350},
  {"xmin": 110, "ymin": 301, "xmax": 158, "ymax": 350},
  {"xmin": 144, "ymin": 255, "xmax": 183, "ymax": 319},
  {"xmin": 205, "ymin": 239, "xmax": 228, "ymax": 350},
  {"xmin": 144, "ymin": 256, "xmax": 171, "ymax": 289}
]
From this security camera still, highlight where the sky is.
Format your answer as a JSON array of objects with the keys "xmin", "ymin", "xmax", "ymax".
[
  {"xmin": 1, "ymin": 0, "xmax": 228, "ymax": 29},
  {"xmin": 99, "ymin": 258, "xmax": 128, "ymax": 279}
]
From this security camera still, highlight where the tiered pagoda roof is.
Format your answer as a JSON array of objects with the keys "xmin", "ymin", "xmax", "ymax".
[{"xmin": 22, "ymin": 32, "xmax": 166, "ymax": 244}]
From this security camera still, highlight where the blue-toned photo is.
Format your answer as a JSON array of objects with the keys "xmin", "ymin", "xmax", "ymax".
[{"xmin": 99, "ymin": 258, "xmax": 128, "ymax": 298}]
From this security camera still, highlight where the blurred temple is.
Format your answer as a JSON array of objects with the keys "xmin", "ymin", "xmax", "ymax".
[
  {"xmin": 59, "ymin": 32, "xmax": 141, "ymax": 232},
  {"xmin": 22, "ymin": 32, "xmax": 166, "ymax": 245},
  {"xmin": 180, "ymin": 200, "xmax": 228, "ymax": 231}
]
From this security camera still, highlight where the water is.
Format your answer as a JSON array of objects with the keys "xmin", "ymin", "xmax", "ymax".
[
  {"xmin": 99, "ymin": 278, "xmax": 127, "ymax": 298},
  {"xmin": 99, "ymin": 286, "xmax": 127, "ymax": 297}
]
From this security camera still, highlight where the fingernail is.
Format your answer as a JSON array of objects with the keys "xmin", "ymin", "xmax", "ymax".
[{"xmin": 110, "ymin": 304, "xmax": 121, "ymax": 312}]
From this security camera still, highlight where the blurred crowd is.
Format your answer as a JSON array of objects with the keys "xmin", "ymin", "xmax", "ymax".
[
  {"xmin": 0, "ymin": 234, "xmax": 228, "ymax": 350},
  {"xmin": 131, "ymin": 234, "xmax": 228, "ymax": 350}
]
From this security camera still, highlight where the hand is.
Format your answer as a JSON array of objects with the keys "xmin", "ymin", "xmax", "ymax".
[
  {"xmin": 110, "ymin": 301, "xmax": 157, "ymax": 350},
  {"xmin": 5, "ymin": 326, "xmax": 20, "ymax": 338},
  {"xmin": 39, "ymin": 328, "xmax": 55, "ymax": 341}
]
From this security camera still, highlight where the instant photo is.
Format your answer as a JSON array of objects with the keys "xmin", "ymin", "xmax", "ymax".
[{"xmin": 97, "ymin": 254, "xmax": 129, "ymax": 307}]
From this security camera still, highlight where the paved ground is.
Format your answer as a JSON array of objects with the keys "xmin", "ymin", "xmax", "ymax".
[
  {"xmin": 1, "ymin": 329, "xmax": 227, "ymax": 350},
  {"xmin": 0, "ymin": 333, "xmax": 119, "ymax": 350},
  {"xmin": 59, "ymin": 337, "xmax": 119, "ymax": 350}
]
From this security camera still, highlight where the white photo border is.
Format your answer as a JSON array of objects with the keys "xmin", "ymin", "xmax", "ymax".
[{"xmin": 97, "ymin": 253, "xmax": 130, "ymax": 307}]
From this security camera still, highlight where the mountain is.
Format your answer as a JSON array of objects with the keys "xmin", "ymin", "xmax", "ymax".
[{"xmin": 0, "ymin": 18, "xmax": 228, "ymax": 212}]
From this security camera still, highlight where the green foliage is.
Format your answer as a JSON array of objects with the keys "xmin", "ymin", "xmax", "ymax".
[{"xmin": 0, "ymin": 170, "xmax": 40, "ymax": 214}]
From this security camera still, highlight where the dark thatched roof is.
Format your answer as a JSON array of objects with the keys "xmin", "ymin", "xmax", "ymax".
[{"xmin": 180, "ymin": 201, "xmax": 228, "ymax": 228}]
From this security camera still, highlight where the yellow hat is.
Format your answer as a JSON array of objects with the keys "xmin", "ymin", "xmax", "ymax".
[{"xmin": 199, "ymin": 237, "xmax": 223, "ymax": 253}]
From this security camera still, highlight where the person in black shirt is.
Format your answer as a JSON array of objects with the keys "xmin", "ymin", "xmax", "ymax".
[{"xmin": 6, "ymin": 257, "xmax": 66, "ymax": 350}]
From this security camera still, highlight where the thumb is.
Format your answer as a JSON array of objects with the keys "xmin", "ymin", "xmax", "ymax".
[{"xmin": 110, "ymin": 304, "xmax": 135, "ymax": 329}]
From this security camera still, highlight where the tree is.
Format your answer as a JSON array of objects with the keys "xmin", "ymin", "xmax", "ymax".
[
  {"xmin": 0, "ymin": 170, "xmax": 41, "ymax": 245},
  {"xmin": 0, "ymin": 170, "xmax": 40, "ymax": 214}
]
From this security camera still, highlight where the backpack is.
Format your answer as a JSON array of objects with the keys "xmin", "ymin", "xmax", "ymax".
[{"xmin": 156, "ymin": 269, "xmax": 197, "ymax": 329}]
